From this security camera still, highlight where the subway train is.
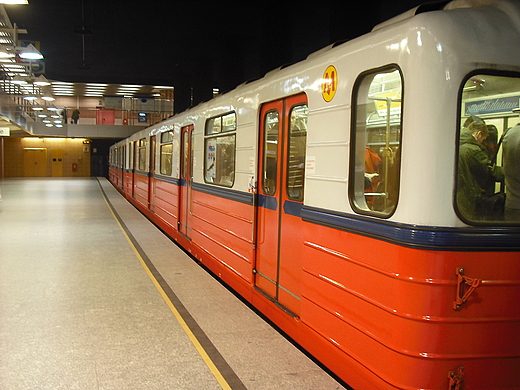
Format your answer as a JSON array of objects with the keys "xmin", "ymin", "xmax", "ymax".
[{"xmin": 109, "ymin": 1, "xmax": 520, "ymax": 388}]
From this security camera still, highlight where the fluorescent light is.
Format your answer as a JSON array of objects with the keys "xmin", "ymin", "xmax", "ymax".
[
  {"xmin": 18, "ymin": 43, "xmax": 43, "ymax": 60},
  {"xmin": 34, "ymin": 75, "xmax": 50, "ymax": 86},
  {"xmin": 10, "ymin": 75, "xmax": 27, "ymax": 84},
  {"xmin": 0, "ymin": 44, "xmax": 14, "ymax": 58}
]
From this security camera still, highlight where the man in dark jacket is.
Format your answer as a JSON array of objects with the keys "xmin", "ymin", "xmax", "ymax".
[
  {"xmin": 457, "ymin": 120, "xmax": 504, "ymax": 220},
  {"xmin": 503, "ymin": 123, "xmax": 520, "ymax": 221}
]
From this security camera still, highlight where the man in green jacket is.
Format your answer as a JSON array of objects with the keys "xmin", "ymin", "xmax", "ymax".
[{"xmin": 457, "ymin": 120, "xmax": 504, "ymax": 221}]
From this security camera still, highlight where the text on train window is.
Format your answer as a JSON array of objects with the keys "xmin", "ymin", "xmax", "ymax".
[
  {"xmin": 138, "ymin": 138, "xmax": 147, "ymax": 171},
  {"xmin": 160, "ymin": 130, "xmax": 174, "ymax": 176},
  {"xmin": 204, "ymin": 112, "xmax": 236, "ymax": 187},
  {"xmin": 287, "ymin": 104, "xmax": 308, "ymax": 201},
  {"xmin": 350, "ymin": 67, "xmax": 402, "ymax": 217},
  {"xmin": 456, "ymin": 74, "xmax": 520, "ymax": 224}
]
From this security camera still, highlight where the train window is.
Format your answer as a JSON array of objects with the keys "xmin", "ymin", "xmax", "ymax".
[
  {"xmin": 206, "ymin": 112, "xmax": 236, "ymax": 135},
  {"xmin": 138, "ymin": 138, "xmax": 147, "ymax": 171},
  {"xmin": 287, "ymin": 104, "xmax": 308, "ymax": 201},
  {"xmin": 204, "ymin": 112, "xmax": 236, "ymax": 187},
  {"xmin": 160, "ymin": 130, "xmax": 174, "ymax": 176},
  {"xmin": 222, "ymin": 112, "xmax": 236, "ymax": 132},
  {"xmin": 350, "ymin": 67, "xmax": 402, "ymax": 217},
  {"xmin": 263, "ymin": 110, "xmax": 279, "ymax": 196},
  {"xmin": 457, "ymin": 73, "xmax": 520, "ymax": 224},
  {"xmin": 207, "ymin": 117, "xmax": 221, "ymax": 135}
]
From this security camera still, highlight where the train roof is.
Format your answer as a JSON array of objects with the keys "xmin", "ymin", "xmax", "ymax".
[
  {"xmin": 122, "ymin": 0, "xmax": 520, "ymax": 136},
  {"xmin": 373, "ymin": 0, "xmax": 520, "ymax": 31}
]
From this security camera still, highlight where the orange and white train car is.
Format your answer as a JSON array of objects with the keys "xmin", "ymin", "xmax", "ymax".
[{"xmin": 109, "ymin": 0, "xmax": 520, "ymax": 388}]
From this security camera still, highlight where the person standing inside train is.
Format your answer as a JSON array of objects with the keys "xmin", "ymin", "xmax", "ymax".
[
  {"xmin": 502, "ymin": 122, "xmax": 520, "ymax": 221},
  {"xmin": 457, "ymin": 120, "xmax": 504, "ymax": 220}
]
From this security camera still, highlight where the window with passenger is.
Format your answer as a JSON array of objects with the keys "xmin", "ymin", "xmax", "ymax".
[
  {"xmin": 457, "ymin": 73, "xmax": 520, "ymax": 223},
  {"xmin": 350, "ymin": 67, "xmax": 402, "ymax": 217},
  {"xmin": 204, "ymin": 112, "xmax": 236, "ymax": 187}
]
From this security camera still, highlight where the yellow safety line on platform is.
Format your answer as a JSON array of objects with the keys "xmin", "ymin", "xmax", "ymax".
[{"xmin": 99, "ymin": 185, "xmax": 232, "ymax": 390}]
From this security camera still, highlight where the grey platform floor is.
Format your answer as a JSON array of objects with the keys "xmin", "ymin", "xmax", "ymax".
[{"xmin": 0, "ymin": 178, "xmax": 345, "ymax": 390}]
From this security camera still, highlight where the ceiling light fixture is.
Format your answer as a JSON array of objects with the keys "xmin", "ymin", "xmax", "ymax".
[
  {"xmin": 18, "ymin": 43, "xmax": 43, "ymax": 60},
  {"xmin": 33, "ymin": 75, "xmax": 50, "ymax": 86},
  {"xmin": 0, "ymin": 43, "xmax": 14, "ymax": 58}
]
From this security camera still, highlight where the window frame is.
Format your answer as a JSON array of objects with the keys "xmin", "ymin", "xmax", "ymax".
[
  {"xmin": 159, "ymin": 130, "xmax": 174, "ymax": 176},
  {"xmin": 455, "ymin": 69, "xmax": 520, "ymax": 225},
  {"xmin": 204, "ymin": 111, "xmax": 237, "ymax": 187},
  {"xmin": 349, "ymin": 64, "xmax": 404, "ymax": 218},
  {"xmin": 286, "ymin": 103, "xmax": 308, "ymax": 202},
  {"xmin": 138, "ymin": 137, "xmax": 148, "ymax": 172},
  {"xmin": 262, "ymin": 109, "xmax": 279, "ymax": 196}
]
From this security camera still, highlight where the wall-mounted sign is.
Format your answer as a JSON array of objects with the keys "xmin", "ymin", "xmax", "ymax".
[
  {"xmin": 465, "ymin": 96, "xmax": 520, "ymax": 116},
  {"xmin": 0, "ymin": 127, "xmax": 10, "ymax": 136}
]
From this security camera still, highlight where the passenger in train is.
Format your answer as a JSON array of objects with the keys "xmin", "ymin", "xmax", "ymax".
[
  {"xmin": 481, "ymin": 125, "xmax": 500, "ymax": 197},
  {"xmin": 364, "ymin": 147, "xmax": 381, "ymax": 206},
  {"xmin": 457, "ymin": 120, "xmax": 504, "ymax": 220},
  {"xmin": 484, "ymin": 125, "xmax": 499, "ymax": 161},
  {"xmin": 463, "ymin": 115, "xmax": 482, "ymax": 128},
  {"xmin": 502, "ymin": 122, "xmax": 520, "ymax": 221}
]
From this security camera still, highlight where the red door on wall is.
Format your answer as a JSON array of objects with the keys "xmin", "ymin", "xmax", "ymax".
[
  {"xmin": 255, "ymin": 94, "xmax": 308, "ymax": 317},
  {"xmin": 96, "ymin": 109, "xmax": 115, "ymax": 125}
]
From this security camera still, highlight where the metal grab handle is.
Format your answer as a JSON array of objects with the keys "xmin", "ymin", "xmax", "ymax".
[
  {"xmin": 453, "ymin": 268, "xmax": 481, "ymax": 310},
  {"xmin": 448, "ymin": 365, "xmax": 465, "ymax": 390}
]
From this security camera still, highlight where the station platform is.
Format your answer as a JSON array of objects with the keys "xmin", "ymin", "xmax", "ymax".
[{"xmin": 0, "ymin": 178, "xmax": 346, "ymax": 390}]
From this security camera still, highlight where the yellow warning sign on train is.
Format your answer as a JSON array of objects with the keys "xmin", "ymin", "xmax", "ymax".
[{"xmin": 322, "ymin": 65, "xmax": 337, "ymax": 102}]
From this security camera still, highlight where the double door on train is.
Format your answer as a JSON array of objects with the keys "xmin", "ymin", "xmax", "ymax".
[
  {"xmin": 179, "ymin": 125, "xmax": 194, "ymax": 238},
  {"xmin": 255, "ymin": 94, "xmax": 308, "ymax": 317},
  {"xmin": 148, "ymin": 136, "xmax": 156, "ymax": 211}
]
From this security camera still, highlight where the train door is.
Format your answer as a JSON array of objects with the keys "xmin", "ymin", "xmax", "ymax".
[
  {"xmin": 178, "ymin": 125, "xmax": 194, "ymax": 238},
  {"xmin": 148, "ymin": 136, "xmax": 156, "ymax": 211},
  {"xmin": 255, "ymin": 94, "xmax": 308, "ymax": 316},
  {"xmin": 132, "ymin": 141, "xmax": 137, "ymax": 199},
  {"xmin": 121, "ymin": 145, "xmax": 126, "ymax": 192}
]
